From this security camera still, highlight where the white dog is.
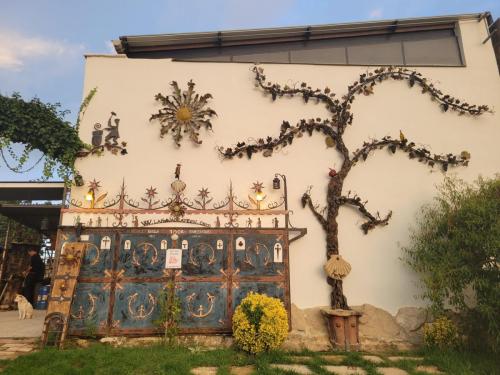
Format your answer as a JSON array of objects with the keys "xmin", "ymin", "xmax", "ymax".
[{"xmin": 14, "ymin": 294, "xmax": 33, "ymax": 320}]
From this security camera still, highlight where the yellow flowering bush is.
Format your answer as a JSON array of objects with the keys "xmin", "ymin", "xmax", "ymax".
[
  {"xmin": 423, "ymin": 316, "xmax": 459, "ymax": 349},
  {"xmin": 232, "ymin": 292, "xmax": 288, "ymax": 354}
]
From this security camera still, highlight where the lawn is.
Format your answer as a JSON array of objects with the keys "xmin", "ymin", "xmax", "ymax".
[{"xmin": 0, "ymin": 344, "xmax": 498, "ymax": 375}]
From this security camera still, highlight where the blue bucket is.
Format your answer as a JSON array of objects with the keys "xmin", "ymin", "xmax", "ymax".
[{"xmin": 36, "ymin": 285, "xmax": 50, "ymax": 310}]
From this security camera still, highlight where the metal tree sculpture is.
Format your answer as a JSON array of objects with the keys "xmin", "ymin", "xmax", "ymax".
[{"xmin": 219, "ymin": 65, "xmax": 490, "ymax": 309}]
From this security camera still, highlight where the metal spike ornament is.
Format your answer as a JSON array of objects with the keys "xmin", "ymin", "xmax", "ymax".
[{"xmin": 169, "ymin": 163, "xmax": 186, "ymax": 219}]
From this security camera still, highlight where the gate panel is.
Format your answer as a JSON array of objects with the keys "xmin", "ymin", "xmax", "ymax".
[
  {"xmin": 112, "ymin": 282, "xmax": 163, "ymax": 331},
  {"xmin": 234, "ymin": 233, "xmax": 286, "ymax": 276},
  {"xmin": 118, "ymin": 234, "xmax": 165, "ymax": 278},
  {"xmin": 59, "ymin": 232, "xmax": 114, "ymax": 278},
  {"xmin": 177, "ymin": 282, "xmax": 228, "ymax": 331},
  {"xmin": 68, "ymin": 282, "xmax": 109, "ymax": 333},
  {"xmin": 180, "ymin": 234, "xmax": 229, "ymax": 277}
]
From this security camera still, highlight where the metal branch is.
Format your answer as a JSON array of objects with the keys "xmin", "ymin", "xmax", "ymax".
[
  {"xmin": 351, "ymin": 135, "xmax": 471, "ymax": 172},
  {"xmin": 252, "ymin": 66, "xmax": 342, "ymax": 114},
  {"xmin": 339, "ymin": 67, "xmax": 491, "ymax": 130},
  {"xmin": 300, "ymin": 188, "xmax": 328, "ymax": 230},
  {"xmin": 339, "ymin": 195, "xmax": 392, "ymax": 234},
  {"xmin": 219, "ymin": 119, "xmax": 338, "ymax": 159}
]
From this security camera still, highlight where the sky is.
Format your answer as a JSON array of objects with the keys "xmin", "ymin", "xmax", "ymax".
[{"xmin": 0, "ymin": 0, "xmax": 498, "ymax": 181}]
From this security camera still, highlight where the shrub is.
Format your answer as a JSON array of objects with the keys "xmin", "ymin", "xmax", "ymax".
[
  {"xmin": 424, "ymin": 316, "xmax": 460, "ymax": 349},
  {"xmin": 232, "ymin": 292, "xmax": 288, "ymax": 354},
  {"xmin": 403, "ymin": 176, "xmax": 500, "ymax": 352}
]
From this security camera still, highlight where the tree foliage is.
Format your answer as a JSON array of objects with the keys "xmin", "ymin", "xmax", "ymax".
[
  {"xmin": 0, "ymin": 213, "xmax": 41, "ymax": 246},
  {"xmin": 404, "ymin": 176, "xmax": 500, "ymax": 351},
  {"xmin": 0, "ymin": 92, "xmax": 93, "ymax": 180}
]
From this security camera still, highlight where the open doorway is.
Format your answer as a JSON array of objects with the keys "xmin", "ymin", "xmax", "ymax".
[{"xmin": 0, "ymin": 181, "xmax": 64, "ymax": 339}]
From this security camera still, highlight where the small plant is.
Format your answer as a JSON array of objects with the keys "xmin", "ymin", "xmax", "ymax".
[
  {"xmin": 232, "ymin": 292, "xmax": 288, "ymax": 354},
  {"xmin": 154, "ymin": 281, "xmax": 181, "ymax": 346},
  {"xmin": 83, "ymin": 313, "xmax": 98, "ymax": 339},
  {"xmin": 424, "ymin": 316, "xmax": 460, "ymax": 349}
]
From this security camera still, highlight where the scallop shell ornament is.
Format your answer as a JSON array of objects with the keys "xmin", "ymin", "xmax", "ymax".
[
  {"xmin": 324, "ymin": 255, "xmax": 351, "ymax": 280},
  {"xmin": 171, "ymin": 179, "xmax": 186, "ymax": 194}
]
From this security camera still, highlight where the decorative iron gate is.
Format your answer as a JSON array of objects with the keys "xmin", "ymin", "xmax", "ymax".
[{"xmin": 59, "ymin": 227, "xmax": 290, "ymax": 335}]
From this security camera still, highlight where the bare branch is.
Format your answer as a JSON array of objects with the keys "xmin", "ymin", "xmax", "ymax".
[
  {"xmin": 351, "ymin": 135, "xmax": 471, "ymax": 172},
  {"xmin": 339, "ymin": 195, "xmax": 392, "ymax": 234},
  {"xmin": 301, "ymin": 187, "xmax": 328, "ymax": 230}
]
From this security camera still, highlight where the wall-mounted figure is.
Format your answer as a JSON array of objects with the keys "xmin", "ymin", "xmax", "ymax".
[{"xmin": 79, "ymin": 112, "xmax": 128, "ymax": 158}]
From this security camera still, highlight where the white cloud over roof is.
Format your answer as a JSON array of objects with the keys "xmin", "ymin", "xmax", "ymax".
[{"xmin": 0, "ymin": 29, "xmax": 84, "ymax": 71}]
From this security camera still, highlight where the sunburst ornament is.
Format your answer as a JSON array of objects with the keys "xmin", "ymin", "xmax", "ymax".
[{"xmin": 150, "ymin": 80, "xmax": 217, "ymax": 147}]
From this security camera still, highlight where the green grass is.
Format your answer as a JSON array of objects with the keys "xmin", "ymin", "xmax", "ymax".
[{"xmin": 0, "ymin": 344, "xmax": 498, "ymax": 375}]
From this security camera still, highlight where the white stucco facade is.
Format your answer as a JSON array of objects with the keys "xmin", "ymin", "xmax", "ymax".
[{"xmin": 65, "ymin": 18, "xmax": 500, "ymax": 314}]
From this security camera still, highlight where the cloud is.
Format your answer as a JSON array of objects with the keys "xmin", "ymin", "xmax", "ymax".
[
  {"xmin": 0, "ymin": 29, "xmax": 84, "ymax": 71},
  {"xmin": 104, "ymin": 40, "xmax": 116, "ymax": 54},
  {"xmin": 369, "ymin": 8, "xmax": 383, "ymax": 19}
]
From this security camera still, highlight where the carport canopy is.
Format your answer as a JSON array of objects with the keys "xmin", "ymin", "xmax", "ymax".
[{"xmin": 0, "ymin": 181, "xmax": 65, "ymax": 231}]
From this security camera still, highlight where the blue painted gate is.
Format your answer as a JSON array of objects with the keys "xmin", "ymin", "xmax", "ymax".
[{"xmin": 61, "ymin": 228, "xmax": 290, "ymax": 335}]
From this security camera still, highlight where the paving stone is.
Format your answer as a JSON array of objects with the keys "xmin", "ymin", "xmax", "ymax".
[
  {"xmin": 8, "ymin": 346, "xmax": 33, "ymax": 353},
  {"xmin": 0, "ymin": 352, "xmax": 19, "ymax": 360},
  {"xmin": 2, "ymin": 343, "xmax": 29, "ymax": 347},
  {"xmin": 415, "ymin": 365, "xmax": 445, "ymax": 374},
  {"xmin": 322, "ymin": 365, "xmax": 366, "ymax": 374},
  {"xmin": 362, "ymin": 355, "xmax": 384, "ymax": 364},
  {"xmin": 377, "ymin": 368, "xmax": 409, "ymax": 375},
  {"xmin": 289, "ymin": 355, "xmax": 313, "ymax": 363},
  {"xmin": 230, "ymin": 365, "xmax": 255, "ymax": 375},
  {"xmin": 320, "ymin": 354, "xmax": 345, "ymax": 363},
  {"xmin": 191, "ymin": 367, "xmax": 218, "ymax": 375},
  {"xmin": 388, "ymin": 356, "xmax": 423, "ymax": 362},
  {"xmin": 270, "ymin": 364, "xmax": 313, "ymax": 374}
]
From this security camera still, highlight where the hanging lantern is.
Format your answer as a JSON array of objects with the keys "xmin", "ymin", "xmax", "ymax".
[
  {"xmin": 273, "ymin": 176, "xmax": 281, "ymax": 190},
  {"xmin": 74, "ymin": 174, "xmax": 84, "ymax": 187},
  {"xmin": 324, "ymin": 255, "xmax": 351, "ymax": 280},
  {"xmin": 40, "ymin": 217, "xmax": 49, "ymax": 232}
]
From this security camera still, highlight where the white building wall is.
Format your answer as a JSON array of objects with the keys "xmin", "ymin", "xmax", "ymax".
[{"xmin": 67, "ymin": 19, "xmax": 500, "ymax": 314}]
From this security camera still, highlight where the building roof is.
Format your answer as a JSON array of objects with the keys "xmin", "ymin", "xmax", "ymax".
[
  {"xmin": 113, "ymin": 13, "xmax": 491, "ymax": 55},
  {"xmin": 0, "ymin": 204, "xmax": 61, "ymax": 231},
  {"xmin": 0, "ymin": 182, "xmax": 65, "ymax": 201}
]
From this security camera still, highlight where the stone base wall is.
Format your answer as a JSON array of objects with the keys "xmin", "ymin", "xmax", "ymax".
[{"xmin": 283, "ymin": 303, "xmax": 432, "ymax": 352}]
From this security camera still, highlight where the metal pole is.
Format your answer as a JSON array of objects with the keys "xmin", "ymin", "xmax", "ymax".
[
  {"xmin": 275, "ymin": 173, "xmax": 289, "ymax": 228},
  {"xmin": 0, "ymin": 220, "xmax": 11, "ymax": 282}
]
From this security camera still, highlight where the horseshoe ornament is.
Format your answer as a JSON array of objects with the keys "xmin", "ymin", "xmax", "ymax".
[
  {"xmin": 186, "ymin": 292, "xmax": 216, "ymax": 318},
  {"xmin": 188, "ymin": 243, "xmax": 216, "ymax": 267},
  {"xmin": 84, "ymin": 243, "xmax": 101, "ymax": 266},
  {"xmin": 71, "ymin": 293, "xmax": 98, "ymax": 320},
  {"xmin": 243, "ymin": 242, "xmax": 271, "ymax": 267},
  {"xmin": 131, "ymin": 242, "xmax": 158, "ymax": 267},
  {"xmin": 127, "ymin": 292, "xmax": 156, "ymax": 320}
]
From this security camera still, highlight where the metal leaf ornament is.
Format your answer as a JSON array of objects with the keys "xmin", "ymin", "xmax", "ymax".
[{"xmin": 150, "ymin": 80, "xmax": 217, "ymax": 146}]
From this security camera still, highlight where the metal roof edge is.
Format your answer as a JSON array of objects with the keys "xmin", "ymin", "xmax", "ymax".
[{"xmin": 113, "ymin": 12, "xmax": 490, "ymax": 54}]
